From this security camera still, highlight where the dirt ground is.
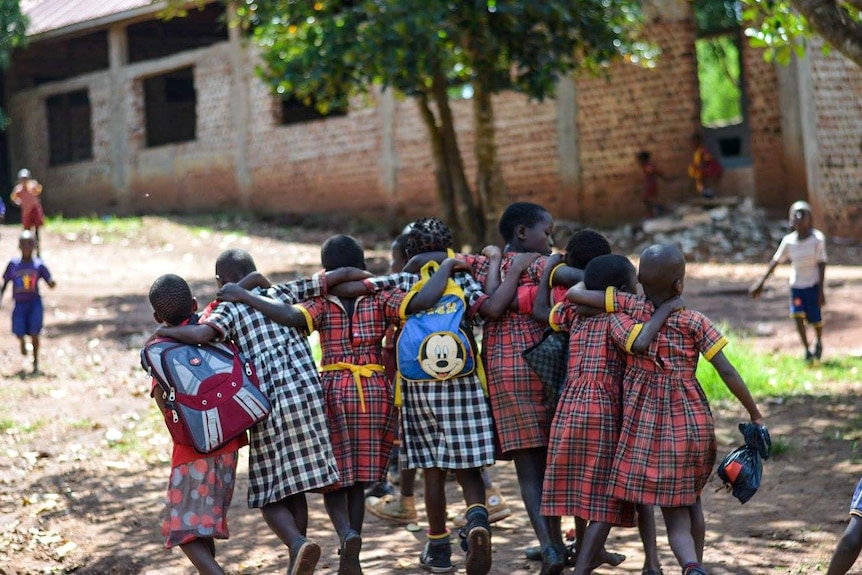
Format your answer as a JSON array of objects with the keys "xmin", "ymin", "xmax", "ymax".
[{"xmin": 1, "ymin": 216, "xmax": 862, "ymax": 575}]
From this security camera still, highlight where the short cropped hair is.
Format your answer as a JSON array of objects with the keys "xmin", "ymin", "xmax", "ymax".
[
  {"xmin": 405, "ymin": 217, "xmax": 453, "ymax": 259},
  {"xmin": 321, "ymin": 234, "xmax": 365, "ymax": 271},
  {"xmin": 215, "ymin": 249, "xmax": 257, "ymax": 283},
  {"xmin": 149, "ymin": 274, "xmax": 194, "ymax": 326},
  {"xmin": 583, "ymin": 254, "xmax": 636, "ymax": 291},
  {"xmin": 564, "ymin": 229, "xmax": 611, "ymax": 270},
  {"xmin": 498, "ymin": 202, "xmax": 549, "ymax": 243}
]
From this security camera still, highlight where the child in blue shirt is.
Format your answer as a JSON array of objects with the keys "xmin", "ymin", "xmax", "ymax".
[{"xmin": 1, "ymin": 231, "xmax": 56, "ymax": 373}]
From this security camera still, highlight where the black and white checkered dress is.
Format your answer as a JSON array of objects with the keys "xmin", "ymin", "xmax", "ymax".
[
  {"xmin": 205, "ymin": 276, "xmax": 339, "ymax": 508},
  {"xmin": 369, "ymin": 271, "xmax": 496, "ymax": 470}
]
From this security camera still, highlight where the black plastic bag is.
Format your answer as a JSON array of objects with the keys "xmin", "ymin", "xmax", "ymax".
[{"xmin": 716, "ymin": 423, "xmax": 771, "ymax": 504}]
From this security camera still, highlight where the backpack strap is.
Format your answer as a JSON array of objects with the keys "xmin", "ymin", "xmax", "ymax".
[{"xmin": 320, "ymin": 362, "xmax": 386, "ymax": 413}]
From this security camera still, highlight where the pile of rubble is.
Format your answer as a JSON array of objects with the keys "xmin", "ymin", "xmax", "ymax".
[{"xmin": 556, "ymin": 197, "xmax": 791, "ymax": 263}]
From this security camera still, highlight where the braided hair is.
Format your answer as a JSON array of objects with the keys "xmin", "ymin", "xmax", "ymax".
[{"xmin": 405, "ymin": 217, "xmax": 453, "ymax": 259}]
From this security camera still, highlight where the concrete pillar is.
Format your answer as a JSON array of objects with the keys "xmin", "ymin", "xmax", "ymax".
[
  {"xmin": 775, "ymin": 57, "xmax": 809, "ymax": 209},
  {"xmin": 227, "ymin": 2, "xmax": 252, "ymax": 211},
  {"xmin": 379, "ymin": 87, "xmax": 399, "ymax": 215},
  {"xmin": 555, "ymin": 75, "xmax": 581, "ymax": 221},
  {"xmin": 108, "ymin": 24, "xmax": 130, "ymax": 214},
  {"xmin": 793, "ymin": 54, "xmax": 822, "ymax": 215}
]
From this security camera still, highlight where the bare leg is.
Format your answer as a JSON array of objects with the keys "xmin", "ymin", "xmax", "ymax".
[
  {"xmin": 261, "ymin": 498, "xmax": 305, "ymax": 548},
  {"xmin": 424, "ymin": 467, "xmax": 447, "ymax": 534},
  {"xmin": 661, "ymin": 505, "xmax": 699, "ymax": 571},
  {"xmin": 31, "ymin": 335, "xmax": 39, "ymax": 373},
  {"xmin": 454, "ymin": 467, "xmax": 485, "ymax": 507},
  {"xmin": 827, "ymin": 516, "xmax": 862, "ymax": 575},
  {"xmin": 401, "ymin": 467, "xmax": 417, "ymax": 496},
  {"xmin": 347, "ymin": 482, "xmax": 367, "ymax": 533},
  {"xmin": 573, "ymin": 521, "xmax": 612, "ymax": 575},
  {"xmin": 285, "ymin": 493, "xmax": 309, "ymax": 535},
  {"xmin": 637, "ymin": 504, "xmax": 662, "ymax": 572},
  {"xmin": 794, "ymin": 317, "xmax": 810, "ymax": 356},
  {"xmin": 512, "ymin": 447, "xmax": 554, "ymax": 549},
  {"xmin": 324, "ymin": 487, "xmax": 352, "ymax": 540},
  {"xmin": 180, "ymin": 538, "xmax": 226, "ymax": 575},
  {"xmin": 691, "ymin": 497, "xmax": 705, "ymax": 563}
]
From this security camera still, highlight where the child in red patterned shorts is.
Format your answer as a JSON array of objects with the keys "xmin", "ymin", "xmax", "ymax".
[
  {"xmin": 567, "ymin": 243, "xmax": 766, "ymax": 575},
  {"xmin": 147, "ymin": 274, "xmax": 246, "ymax": 575}
]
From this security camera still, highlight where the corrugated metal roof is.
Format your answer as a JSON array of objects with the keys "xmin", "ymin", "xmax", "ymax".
[{"xmin": 24, "ymin": 0, "xmax": 160, "ymax": 37}]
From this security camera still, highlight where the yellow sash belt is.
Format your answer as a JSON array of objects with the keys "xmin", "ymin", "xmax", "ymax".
[{"xmin": 320, "ymin": 362, "xmax": 385, "ymax": 413}]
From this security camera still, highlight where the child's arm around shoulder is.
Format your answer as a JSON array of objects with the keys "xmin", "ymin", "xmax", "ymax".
[
  {"xmin": 531, "ymin": 253, "xmax": 566, "ymax": 325},
  {"xmin": 478, "ymin": 251, "xmax": 540, "ymax": 319},
  {"xmin": 629, "ymin": 296, "xmax": 683, "ymax": 353},
  {"xmin": 154, "ymin": 323, "xmax": 218, "ymax": 345},
  {"xmin": 479, "ymin": 245, "xmax": 503, "ymax": 294},
  {"xmin": 217, "ymin": 283, "xmax": 307, "ymax": 328},
  {"xmin": 403, "ymin": 258, "xmax": 472, "ymax": 314}
]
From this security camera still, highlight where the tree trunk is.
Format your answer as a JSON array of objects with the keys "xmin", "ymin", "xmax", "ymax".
[
  {"xmin": 416, "ymin": 94, "xmax": 460, "ymax": 241},
  {"xmin": 789, "ymin": 0, "xmax": 862, "ymax": 67},
  {"xmin": 472, "ymin": 81, "xmax": 508, "ymax": 246},
  {"xmin": 430, "ymin": 73, "xmax": 484, "ymax": 248}
]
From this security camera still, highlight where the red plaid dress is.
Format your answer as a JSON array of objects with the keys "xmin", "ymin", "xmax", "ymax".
[
  {"xmin": 461, "ymin": 253, "xmax": 550, "ymax": 454},
  {"xmin": 606, "ymin": 289, "xmax": 726, "ymax": 507},
  {"xmin": 294, "ymin": 293, "xmax": 399, "ymax": 487},
  {"xmin": 540, "ymin": 301, "xmax": 637, "ymax": 526}
]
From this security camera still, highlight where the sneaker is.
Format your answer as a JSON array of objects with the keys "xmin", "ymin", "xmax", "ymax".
[
  {"xmin": 338, "ymin": 530, "xmax": 362, "ymax": 575},
  {"xmin": 366, "ymin": 494, "xmax": 418, "ymax": 524},
  {"xmin": 452, "ymin": 487, "xmax": 511, "ymax": 527},
  {"xmin": 459, "ymin": 509, "xmax": 492, "ymax": 575},
  {"xmin": 420, "ymin": 539, "xmax": 454, "ymax": 573},
  {"xmin": 289, "ymin": 539, "xmax": 321, "ymax": 575}
]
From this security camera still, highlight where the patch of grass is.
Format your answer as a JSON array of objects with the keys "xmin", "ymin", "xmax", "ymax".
[
  {"xmin": 47, "ymin": 215, "xmax": 143, "ymax": 242},
  {"xmin": 0, "ymin": 418, "xmax": 45, "ymax": 435},
  {"xmin": 768, "ymin": 436, "xmax": 793, "ymax": 457},
  {"xmin": 697, "ymin": 333, "xmax": 862, "ymax": 401}
]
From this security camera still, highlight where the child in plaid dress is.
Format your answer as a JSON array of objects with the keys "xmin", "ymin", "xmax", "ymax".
[
  {"xmin": 534, "ymin": 254, "xmax": 675, "ymax": 575},
  {"xmin": 155, "ymin": 249, "xmax": 349, "ymax": 575},
  {"xmin": 147, "ymin": 274, "xmax": 246, "ymax": 575},
  {"xmin": 567, "ymin": 243, "xmax": 765, "ymax": 575},
  {"xmin": 217, "ymin": 234, "xmax": 463, "ymax": 575},
  {"xmin": 366, "ymin": 217, "xmax": 538, "ymax": 575},
  {"xmin": 456, "ymin": 202, "xmax": 563, "ymax": 571}
]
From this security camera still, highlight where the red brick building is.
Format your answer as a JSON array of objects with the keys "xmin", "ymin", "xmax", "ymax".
[{"xmin": 6, "ymin": 0, "xmax": 862, "ymax": 237}]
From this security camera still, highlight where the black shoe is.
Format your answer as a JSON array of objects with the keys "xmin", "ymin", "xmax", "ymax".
[
  {"xmin": 813, "ymin": 341, "xmax": 823, "ymax": 360},
  {"xmin": 539, "ymin": 545, "xmax": 566, "ymax": 575},
  {"xmin": 338, "ymin": 530, "xmax": 362, "ymax": 575},
  {"xmin": 459, "ymin": 509, "xmax": 491, "ymax": 575},
  {"xmin": 420, "ymin": 539, "xmax": 454, "ymax": 573},
  {"xmin": 524, "ymin": 545, "xmax": 542, "ymax": 561},
  {"xmin": 804, "ymin": 349, "xmax": 814, "ymax": 363}
]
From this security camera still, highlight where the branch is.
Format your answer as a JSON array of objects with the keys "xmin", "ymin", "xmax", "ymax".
[{"xmin": 789, "ymin": 0, "xmax": 862, "ymax": 66}]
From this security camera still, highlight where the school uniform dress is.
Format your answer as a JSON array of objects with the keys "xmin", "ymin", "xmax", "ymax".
[
  {"xmin": 461, "ymin": 253, "xmax": 549, "ymax": 454},
  {"xmin": 11, "ymin": 181, "xmax": 44, "ymax": 229},
  {"xmin": 540, "ymin": 301, "xmax": 637, "ymax": 527},
  {"xmin": 605, "ymin": 289, "xmax": 725, "ymax": 507},
  {"xmin": 366, "ymin": 271, "xmax": 496, "ymax": 470},
  {"xmin": 204, "ymin": 276, "xmax": 339, "ymax": 508},
  {"xmin": 292, "ymin": 293, "xmax": 397, "ymax": 488}
]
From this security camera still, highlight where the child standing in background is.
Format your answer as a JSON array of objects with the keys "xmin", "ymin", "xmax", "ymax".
[
  {"xmin": 750, "ymin": 200, "xmax": 827, "ymax": 362},
  {"xmin": 11, "ymin": 169, "xmax": 45, "ymax": 253},
  {"xmin": 147, "ymin": 274, "xmax": 246, "ymax": 575},
  {"xmin": 567, "ymin": 243, "xmax": 765, "ymax": 575},
  {"xmin": 637, "ymin": 151, "xmax": 665, "ymax": 218},
  {"xmin": 1, "ymin": 230, "xmax": 56, "ymax": 373}
]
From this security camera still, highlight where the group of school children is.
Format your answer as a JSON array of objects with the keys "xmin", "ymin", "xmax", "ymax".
[{"xmin": 146, "ymin": 201, "xmax": 772, "ymax": 575}]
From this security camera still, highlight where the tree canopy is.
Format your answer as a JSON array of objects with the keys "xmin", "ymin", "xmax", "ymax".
[{"xmin": 229, "ymin": 0, "xmax": 650, "ymax": 244}]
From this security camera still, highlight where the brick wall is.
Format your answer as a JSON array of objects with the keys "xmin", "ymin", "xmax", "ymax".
[{"xmin": 807, "ymin": 38, "xmax": 862, "ymax": 239}]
